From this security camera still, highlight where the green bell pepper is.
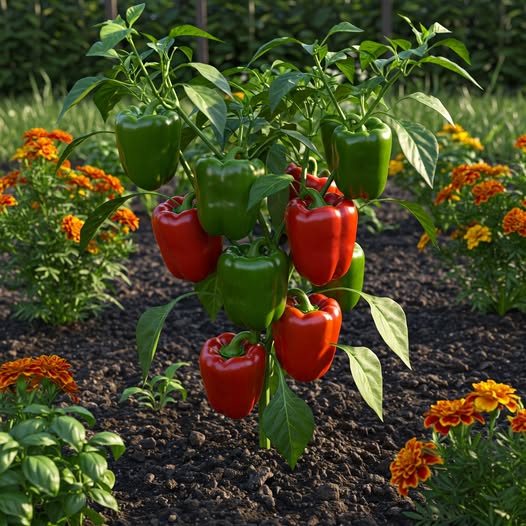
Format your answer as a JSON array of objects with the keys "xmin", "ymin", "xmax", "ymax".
[
  {"xmin": 195, "ymin": 157, "xmax": 264, "ymax": 240},
  {"xmin": 332, "ymin": 117, "xmax": 392, "ymax": 200},
  {"xmin": 115, "ymin": 105, "xmax": 181, "ymax": 191},
  {"xmin": 217, "ymin": 238, "xmax": 289, "ymax": 330},
  {"xmin": 314, "ymin": 242, "xmax": 365, "ymax": 311}
]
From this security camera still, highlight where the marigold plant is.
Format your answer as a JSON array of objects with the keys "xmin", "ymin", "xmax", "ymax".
[
  {"xmin": 393, "ymin": 126, "xmax": 526, "ymax": 315},
  {"xmin": 391, "ymin": 379, "xmax": 526, "ymax": 525},
  {"xmin": 0, "ymin": 128, "xmax": 139, "ymax": 324}
]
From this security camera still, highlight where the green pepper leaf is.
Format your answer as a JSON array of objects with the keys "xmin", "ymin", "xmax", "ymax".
[
  {"xmin": 261, "ymin": 366, "xmax": 314, "ymax": 470},
  {"xmin": 396, "ymin": 92, "xmax": 454, "ymax": 125},
  {"xmin": 57, "ymin": 76, "xmax": 108, "ymax": 121},
  {"xmin": 358, "ymin": 292, "xmax": 411, "ymax": 369},
  {"xmin": 269, "ymin": 72, "xmax": 308, "ymax": 113},
  {"xmin": 194, "ymin": 272, "xmax": 223, "ymax": 322},
  {"xmin": 322, "ymin": 22, "xmax": 363, "ymax": 45},
  {"xmin": 421, "ymin": 56, "xmax": 482, "ymax": 89},
  {"xmin": 126, "ymin": 3, "xmax": 145, "ymax": 27},
  {"xmin": 336, "ymin": 345, "xmax": 383, "ymax": 420},
  {"xmin": 429, "ymin": 37, "xmax": 471, "ymax": 64},
  {"xmin": 247, "ymin": 174, "xmax": 293, "ymax": 210},
  {"xmin": 93, "ymin": 82, "xmax": 129, "ymax": 122},
  {"xmin": 383, "ymin": 117, "xmax": 438, "ymax": 188},
  {"xmin": 168, "ymin": 24, "xmax": 221, "ymax": 42},
  {"xmin": 280, "ymin": 129, "xmax": 321, "ymax": 158},
  {"xmin": 183, "ymin": 84, "xmax": 227, "ymax": 141},
  {"xmin": 185, "ymin": 63, "xmax": 232, "ymax": 98},
  {"xmin": 249, "ymin": 37, "xmax": 302, "ymax": 65}
]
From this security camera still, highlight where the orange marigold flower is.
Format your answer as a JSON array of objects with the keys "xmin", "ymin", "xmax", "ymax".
[
  {"xmin": 463, "ymin": 224, "xmax": 491, "ymax": 249},
  {"xmin": 32, "ymin": 355, "xmax": 79, "ymax": 401},
  {"xmin": 0, "ymin": 194, "xmax": 18, "ymax": 208},
  {"xmin": 417, "ymin": 232, "xmax": 430, "ymax": 252},
  {"xmin": 0, "ymin": 170, "xmax": 21, "ymax": 192},
  {"xmin": 434, "ymin": 183, "xmax": 460, "ymax": 205},
  {"xmin": 514, "ymin": 135, "xmax": 526, "ymax": 153},
  {"xmin": 466, "ymin": 379, "xmax": 520, "ymax": 413},
  {"xmin": 111, "ymin": 208, "xmax": 139, "ymax": 231},
  {"xmin": 424, "ymin": 398, "xmax": 485, "ymax": 435},
  {"xmin": 22, "ymin": 128, "xmax": 48, "ymax": 142},
  {"xmin": 47, "ymin": 129, "xmax": 73, "ymax": 144},
  {"xmin": 451, "ymin": 167, "xmax": 480, "ymax": 190},
  {"xmin": 509, "ymin": 409, "xmax": 526, "ymax": 433},
  {"xmin": 0, "ymin": 357, "xmax": 35, "ymax": 391},
  {"xmin": 66, "ymin": 174, "xmax": 93, "ymax": 190},
  {"xmin": 31, "ymin": 201, "xmax": 41, "ymax": 210},
  {"xmin": 86, "ymin": 240, "xmax": 99, "ymax": 254},
  {"xmin": 471, "ymin": 179, "xmax": 505, "ymax": 205},
  {"xmin": 502, "ymin": 207, "xmax": 526, "ymax": 236},
  {"xmin": 76, "ymin": 164, "xmax": 107, "ymax": 179},
  {"xmin": 390, "ymin": 437, "xmax": 443, "ymax": 497},
  {"xmin": 61, "ymin": 214, "xmax": 84, "ymax": 243}
]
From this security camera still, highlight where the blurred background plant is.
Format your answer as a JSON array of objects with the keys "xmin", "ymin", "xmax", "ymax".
[
  {"xmin": 391, "ymin": 128, "xmax": 526, "ymax": 315},
  {"xmin": 0, "ymin": 354, "xmax": 125, "ymax": 526},
  {"xmin": 0, "ymin": 128, "xmax": 140, "ymax": 324},
  {"xmin": 391, "ymin": 379, "xmax": 526, "ymax": 525}
]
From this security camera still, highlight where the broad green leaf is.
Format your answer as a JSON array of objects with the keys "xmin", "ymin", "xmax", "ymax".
[
  {"xmin": 359, "ymin": 40, "xmax": 389, "ymax": 70},
  {"xmin": 22, "ymin": 456, "xmax": 60, "ymax": 496},
  {"xmin": 0, "ymin": 444, "xmax": 18, "ymax": 474},
  {"xmin": 55, "ymin": 131, "xmax": 114, "ymax": 176},
  {"xmin": 280, "ymin": 129, "xmax": 321, "ymax": 158},
  {"xmin": 126, "ymin": 3, "xmax": 145, "ymax": 27},
  {"xmin": 89, "ymin": 432, "xmax": 126, "ymax": 461},
  {"xmin": 397, "ymin": 92, "xmax": 453, "ymax": 125},
  {"xmin": 10, "ymin": 419, "xmax": 46, "ymax": 441},
  {"xmin": 430, "ymin": 38, "xmax": 471, "ymax": 64},
  {"xmin": 384, "ymin": 117, "xmax": 438, "ymax": 188},
  {"xmin": 359, "ymin": 293, "xmax": 410, "ymax": 369},
  {"xmin": 247, "ymin": 174, "xmax": 293, "ymax": 210},
  {"xmin": 93, "ymin": 82, "xmax": 129, "ymax": 121},
  {"xmin": 186, "ymin": 63, "xmax": 232, "ymax": 97},
  {"xmin": 269, "ymin": 72, "xmax": 308, "ymax": 113},
  {"xmin": 64, "ymin": 493, "xmax": 87, "ymax": 517},
  {"xmin": 382, "ymin": 198, "xmax": 438, "ymax": 248},
  {"xmin": 421, "ymin": 56, "xmax": 483, "ymax": 89},
  {"xmin": 83, "ymin": 507, "xmax": 106, "ymax": 525},
  {"xmin": 249, "ymin": 37, "xmax": 301, "ymax": 65},
  {"xmin": 0, "ymin": 492, "xmax": 32, "ymax": 521},
  {"xmin": 19, "ymin": 433, "xmax": 56, "ymax": 448},
  {"xmin": 337, "ymin": 345, "xmax": 383, "ymax": 420},
  {"xmin": 183, "ymin": 84, "xmax": 226, "ymax": 140},
  {"xmin": 50, "ymin": 416, "xmax": 86, "ymax": 449},
  {"xmin": 335, "ymin": 57, "xmax": 355, "ymax": 83},
  {"xmin": 79, "ymin": 193, "xmax": 145, "ymax": 252},
  {"xmin": 58, "ymin": 77, "xmax": 107, "ymax": 121},
  {"xmin": 79, "ymin": 452, "xmax": 107, "ymax": 482},
  {"xmin": 323, "ymin": 22, "xmax": 363, "ymax": 44},
  {"xmin": 0, "ymin": 470, "xmax": 23, "ymax": 487},
  {"xmin": 88, "ymin": 488, "xmax": 119, "ymax": 512},
  {"xmin": 100, "ymin": 24, "xmax": 131, "ymax": 45},
  {"xmin": 168, "ymin": 24, "xmax": 221, "ymax": 42},
  {"xmin": 261, "ymin": 368, "xmax": 314, "ymax": 470},
  {"xmin": 194, "ymin": 273, "xmax": 223, "ymax": 322},
  {"xmin": 63, "ymin": 406, "xmax": 96, "ymax": 427}
]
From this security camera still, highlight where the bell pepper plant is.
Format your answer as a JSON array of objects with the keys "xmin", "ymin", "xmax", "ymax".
[
  {"xmin": 151, "ymin": 193, "xmax": 223, "ymax": 283},
  {"xmin": 60, "ymin": 3, "xmax": 481, "ymax": 470}
]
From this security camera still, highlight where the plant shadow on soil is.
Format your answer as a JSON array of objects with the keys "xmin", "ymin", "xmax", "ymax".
[{"xmin": 1, "ymin": 183, "xmax": 525, "ymax": 525}]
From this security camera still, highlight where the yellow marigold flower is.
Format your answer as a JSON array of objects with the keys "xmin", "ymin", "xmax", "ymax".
[
  {"xmin": 439, "ymin": 123, "xmax": 464, "ymax": 135},
  {"xmin": 388, "ymin": 158, "xmax": 405, "ymax": 176},
  {"xmin": 463, "ymin": 224, "xmax": 492, "ymax": 249},
  {"xmin": 417, "ymin": 232, "xmax": 430, "ymax": 252},
  {"xmin": 471, "ymin": 179, "xmax": 505, "ymax": 205},
  {"xmin": 424, "ymin": 398, "xmax": 485, "ymax": 435},
  {"xmin": 462, "ymin": 136, "xmax": 484, "ymax": 151},
  {"xmin": 10, "ymin": 145, "xmax": 32, "ymax": 161},
  {"xmin": 61, "ymin": 214, "xmax": 84, "ymax": 243},
  {"xmin": 85, "ymin": 240, "xmax": 99, "ymax": 255},
  {"xmin": 111, "ymin": 208, "xmax": 139, "ymax": 231},
  {"xmin": 514, "ymin": 134, "xmax": 526, "ymax": 153},
  {"xmin": 466, "ymin": 379, "xmax": 520, "ymax": 413},
  {"xmin": 509, "ymin": 409, "xmax": 526, "ymax": 432},
  {"xmin": 22, "ymin": 128, "xmax": 48, "ymax": 142},
  {"xmin": 0, "ymin": 194, "xmax": 18, "ymax": 208},
  {"xmin": 434, "ymin": 183, "xmax": 460, "ymax": 205},
  {"xmin": 47, "ymin": 129, "xmax": 73, "ymax": 144},
  {"xmin": 502, "ymin": 207, "xmax": 526, "ymax": 236},
  {"xmin": 390, "ymin": 437, "xmax": 443, "ymax": 497}
]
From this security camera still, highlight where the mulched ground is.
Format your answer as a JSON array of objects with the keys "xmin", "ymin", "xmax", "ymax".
[{"xmin": 1, "ymin": 184, "xmax": 525, "ymax": 525}]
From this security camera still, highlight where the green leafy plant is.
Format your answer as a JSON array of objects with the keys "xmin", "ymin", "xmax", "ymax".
[
  {"xmin": 391, "ymin": 379, "xmax": 526, "ymax": 525},
  {"xmin": 394, "ymin": 128, "xmax": 526, "ymax": 315},
  {"xmin": 0, "ymin": 355, "xmax": 125, "ymax": 526},
  {"xmin": 0, "ymin": 128, "xmax": 140, "ymax": 324},
  {"xmin": 119, "ymin": 362, "xmax": 189, "ymax": 412},
  {"xmin": 59, "ymin": 4, "xmax": 481, "ymax": 469}
]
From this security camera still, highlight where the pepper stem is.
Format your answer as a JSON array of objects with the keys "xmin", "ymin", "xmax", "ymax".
[
  {"xmin": 247, "ymin": 237, "xmax": 267, "ymax": 258},
  {"xmin": 173, "ymin": 191, "xmax": 195, "ymax": 213},
  {"xmin": 258, "ymin": 331, "xmax": 274, "ymax": 449},
  {"xmin": 319, "ymin": 170, "xmax": 336, "ymax": 197},
  {"xmin": 219, "ymin": 331, "xmax": 258, "ymax": 359},
  {"xmin": 301, "ymin": 187, "xmax": 327, "ymax": 209},
  {"xmin": 288, "ymin": 288, "xmax": 318, "ymax": 313}
]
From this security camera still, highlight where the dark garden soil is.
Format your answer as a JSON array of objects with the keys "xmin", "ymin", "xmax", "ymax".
[{"xmin": 1, "ymin": 183, "xmax": 525, "ymax": 526}]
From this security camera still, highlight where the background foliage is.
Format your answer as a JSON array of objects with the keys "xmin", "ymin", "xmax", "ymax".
[{"xmin": 1, "ymin": 0, "xmax": 525, "ymax": 96}]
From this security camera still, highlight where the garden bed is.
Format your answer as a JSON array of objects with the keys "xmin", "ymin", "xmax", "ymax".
[{"xmin": 1, "ymin": 188, "xmax": 524, "ymax": 526}]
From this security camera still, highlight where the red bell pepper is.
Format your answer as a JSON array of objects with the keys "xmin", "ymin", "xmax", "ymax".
[
  {"xmin": 286, "ymin": 162, "xmax": 342, "ymax": 199},
  {"xmin": 151, "ymin": 193, "xmax": 223, "ymax": 283},
  {"xmin": 199, "ymin": 331, "xmax": 266, "ymax": 419},
  {"xmin": 285, "ymin": 190, "xmax": 358, "ymax": 286},
  {"xmin": 272, "ymin": 290, "xmax": 342, "ymax": 382}
]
